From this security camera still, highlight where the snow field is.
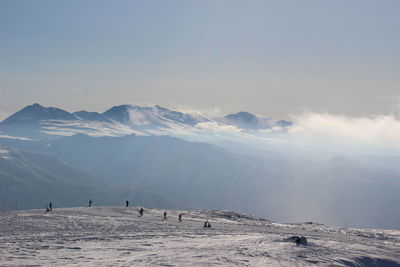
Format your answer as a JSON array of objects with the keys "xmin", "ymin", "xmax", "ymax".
[{"xmin": 0, "ymin": 206, "xmax": 399, "ymax": 266}]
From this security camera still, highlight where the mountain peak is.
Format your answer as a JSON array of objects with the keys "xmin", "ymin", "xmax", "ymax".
[
  {"xmin": 102, "ymin": 105, "xmax": 134, "ymax": 123},
  {"xmin": 225, "ymin": 111, "xmax": 258, "ymax": 122},
  {"xmin": 103, "ymin": 104, "xmax": 207, "ymax": 128},
  {"xmin": 224, "ymin": 111, "xmax": 260, "ymax": 129},
  {"xmin": 2, "ymin": 103, "xmax": 77, "ymax": 124},
  {"xmin": 223, "ymin": 111, "xmax": 291, "ymax": 130}
]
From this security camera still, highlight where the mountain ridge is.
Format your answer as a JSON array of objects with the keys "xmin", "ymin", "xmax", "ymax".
[{"xmin": 0, "ymin": 103, "xmax": 294, "ymax": 140}]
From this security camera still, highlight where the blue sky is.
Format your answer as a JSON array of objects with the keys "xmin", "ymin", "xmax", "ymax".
[{"xmin": 1, "ymin": 0, "xmax": 400, "ymax": 119}]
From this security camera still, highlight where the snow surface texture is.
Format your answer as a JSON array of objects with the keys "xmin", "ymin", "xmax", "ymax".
[{"xmin": 1, "ymin": 207, "xmax": 399, "ymax": 266}]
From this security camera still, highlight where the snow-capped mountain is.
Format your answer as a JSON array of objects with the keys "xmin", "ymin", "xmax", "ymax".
[
  {"xmin": 2, "ymin": 103, "xmax": 77, "ymax": 123},
  {"xmin": 224, "ymin": 111, "xmax": 294, "ymax": 130},
  {"xmin": 0, "ymin": 103, "xmax": 293, "ymax": 140},
  {"xmin": 103, "ymin": 104, "xmax": 210, "ymax": 132},
  {"xmin": 0, "ymin": 104, "xmax": 139, "ymax": 139},
  {"xmin": 101, "ymin": 104, "xmax": 132, "ymax": 124}
]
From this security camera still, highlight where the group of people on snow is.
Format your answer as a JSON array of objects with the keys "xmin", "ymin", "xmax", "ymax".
[{"xmin": 44, "ymin": 200, "xmax": 214, "ymax": 227}]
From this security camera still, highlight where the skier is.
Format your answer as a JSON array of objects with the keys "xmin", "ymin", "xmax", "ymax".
[
  {"xmin": 88, "ymin": 200, "xmax": 92, "ymax": 207},
  {"xmin": 204, "ymin": 220, "xmax": 211, "ymax": 228},
  {"xmin": 126, "ymin": 200, "xmax": 129, "ymax": 207},
  {"xmin": 163, "ymin": 210, "xmax": 167, "ymax": 220},
  {"xmin": 48, "ymin": 202, "xmax": 52, "ymax": 211},
  {"xmin": 138, "ymin": 207, "xmax": 144, "ymax": 217},
  {"xmin": 178, "ymin": 214, "xmax": 183, "ymax": 222}
]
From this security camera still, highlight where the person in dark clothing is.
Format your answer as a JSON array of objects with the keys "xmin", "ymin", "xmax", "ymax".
[
  {"xmin": 163, "ymin": 211, "xmax": 167, "ymax": 220},
  {"xmin": 204, "ymin": 220, "xmax": 211, "ymax": 228},
  {"xmin": 48, "ymin": 202, "xmax": 52, "ymax": 211},
  {"xmin": 88, "ymin": 200, "xmax": 92, "ymax": 207},
  {"xmin": 178, "ymin": 214, "xmax": 183, "ymax": 222},
  {"xmin": 126, "ymin": 200, "xmax": 129, "ymax": 207},
  {"xmin": 138, "ymin": 207, "xmax": 144, "ymax": 217}
]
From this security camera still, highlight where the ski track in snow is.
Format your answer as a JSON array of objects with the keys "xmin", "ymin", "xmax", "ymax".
[{"xmin": 0, "ymin": 207, "xmax": 399, "ymax": 266}]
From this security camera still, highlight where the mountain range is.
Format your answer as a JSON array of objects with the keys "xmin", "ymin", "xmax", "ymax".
[
  {"xmin": 0, "ymin": 103, "xmax": 293, "ymax": 140},
  {"xmin": 1, "ymin": 104, "xmax": 400, "ymax": 229}
]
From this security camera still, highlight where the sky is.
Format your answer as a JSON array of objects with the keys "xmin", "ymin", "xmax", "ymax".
[{"xmin": 1, "ymin": 0, "xmax": 400, "ymax": 120}]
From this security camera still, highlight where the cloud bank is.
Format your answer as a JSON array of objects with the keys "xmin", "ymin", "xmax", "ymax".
[
  {"xmin": 289, "ymin": 112, "xmax": 400, "ymax": 148},
  {"xmin": 116, "ymin": 104, "xmax": 400, "ymax": 150},
  {"xmin": 195, "ymin": 121, "xmax": 242, "ymax": 133}
]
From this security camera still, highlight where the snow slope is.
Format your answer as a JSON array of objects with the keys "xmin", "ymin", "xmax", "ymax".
[{"xmin": 1, "ymin": 207, "xmax": 399, "ymax": 266}]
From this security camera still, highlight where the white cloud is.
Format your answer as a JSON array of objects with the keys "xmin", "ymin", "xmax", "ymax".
[
  {"xmin": 195, "ymin": 121, "xmax": 242, "ymax": 132},
  {"xmin": 128, "ymin": 109, "xmax": 151, "ymax": 126},
  {"xmin": 289, "ymin": 112, "xmax": 400, "ymax": 148},
  {"xmin": 177, "ymin": 107, "xmax": 222, "ymax": 117},
  {"xmin": 172, "ymin": 107, "xmax": 224, "ymax": 122}
]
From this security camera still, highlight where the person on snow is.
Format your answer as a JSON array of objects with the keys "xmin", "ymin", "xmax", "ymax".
[
  {"xmin": 178, "ymin": 214, "xmax": 183, "ymax": 222},
  {"xmin": 163, "ymin": 211, "xmax": 167, "ymax": 220},
  {"xmin": 138, "ymin": 207, "xmax": 144, "ymax": 217},
  {"xmin": 88, "ymin": 200, "xmax": 92, "ymax": 207},
  {"xmin": 126, "ymin": 200, "xmax": 129, "ymax": 207},
  {"xmin": 48, "ymin": 202, "xmax": 52, "ymax": 211}
]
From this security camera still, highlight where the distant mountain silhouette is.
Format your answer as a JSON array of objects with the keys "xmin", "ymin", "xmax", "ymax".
[
  {"xmin": 102, "ymin": 104, "xmax": 133, "ymax": 124},
  {"xmin": 2, "ymin": 103, "xmax": 77, "ymax": 124},
  {"xmin": 224, "ymin": 112, "xmax": 260, "ymax": 129},
  {"xmin": 224, "ymin": 111, "xmax": 293, "ymax": 130}
]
